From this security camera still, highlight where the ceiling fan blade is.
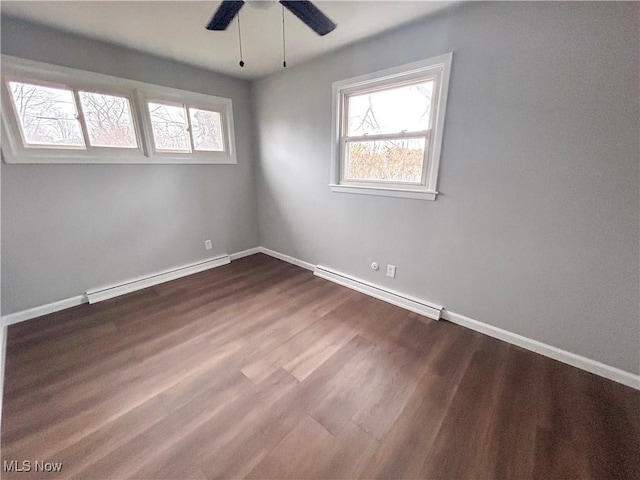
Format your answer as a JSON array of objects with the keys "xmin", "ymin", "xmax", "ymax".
[
  {"xmin": 206, "ymin": 1, "xmax": 245, "ymax": 30},
  {"xmin": 280, "ymin": 1, "xmax": 336, "ymax": 36}
]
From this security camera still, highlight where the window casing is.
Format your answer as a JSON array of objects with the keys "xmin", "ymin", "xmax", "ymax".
[
  {"xmin": 331, "ymin": 53, "xmax": 452, "ymax": 200},
  {"xmin": 1, "ymin": 55, "xmax": 236, "ymax": 164}
]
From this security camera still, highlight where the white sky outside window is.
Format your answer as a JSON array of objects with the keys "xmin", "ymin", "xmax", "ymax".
[
  {"xmin": 347, "ymin": 80, "xmax": 434, "ymax": 136},
  {"xmin": 7, "ymin": 80, "xmax": 85, "ymax": 148}
]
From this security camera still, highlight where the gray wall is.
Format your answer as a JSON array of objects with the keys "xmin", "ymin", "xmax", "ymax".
[
  {"xmin": 1, "ymin": 16, "xmax": 259, "ymax": 314},
  {"xmin": 253, "ymin": 2, "xmax": 640, "ymax": 373}
]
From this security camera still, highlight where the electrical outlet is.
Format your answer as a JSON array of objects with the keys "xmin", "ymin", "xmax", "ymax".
[
  {"xmin": 386, "ymin": 264, "xmax": 396, "ymax": 278},
  {"xmin": 204, "ymin": 239, "xmax": 212, "ymax": 250}
]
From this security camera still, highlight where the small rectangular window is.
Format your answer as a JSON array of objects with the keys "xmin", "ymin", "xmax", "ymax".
[
  {"xmin": 148, "ymin": 101, "xmax": 191, "ymax": 152},
  {"xmin": 189, "ymin": 107, "xmax": 224, "ymax": 152},
  {"xmin": 7, "ymin": 80, "xmax": 85, "ymax": 148},
  {"xmin": 78, "ymin": 91, "xmax": 138, "ymax": 148},
  {"xmin": 331, "ymin": 54, "xmax": 452, "ymax": 201}
]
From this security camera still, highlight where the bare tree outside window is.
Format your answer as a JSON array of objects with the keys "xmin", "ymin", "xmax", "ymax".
[
  {"xmin": 8, "ymin": 81, "xmax": 85, "ymax": 147},
  {"xmin": 189, "ymin": 108, "xmax": 223, "ymax": 152},
  {"xmin": 345, "ymin": 80, "xmax": 434, "ymax": 182},
  {"xmin": 148, "ymin": 102, "xmax": 190, "ymax": 152},
  {"xmin": 2, "ymin": 59, "xmax": 238, "ymax": 164},
  {"xmin": 78, "ymin": 91, "xmax": 137, "ymax": 148},
  {"xmin": 347, "ymin": 81, "xmax": 433, "ymax": 136},
  {"xmin": 347, "ymin": 139, "xmax": 427, "ymax": 183}
]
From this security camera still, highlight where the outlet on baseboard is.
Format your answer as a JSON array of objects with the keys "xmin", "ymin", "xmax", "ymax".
[
  {"xmin": 386, "ymin": 264, "xmax": 396, "ymax": 278},
  {"xmin": 204, "ymin": 239, "xmax": 212, "ymax": 250}
]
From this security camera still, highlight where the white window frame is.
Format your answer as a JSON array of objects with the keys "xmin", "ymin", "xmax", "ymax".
[
  {"xmin": 1, "ymin": 55, "xmax": 236, "ymax": 165},
  {"xmin": 330, "ymin": 53, "xmax": 453, "ymax": 201},
  {"xmin": 138, "ymin": 86, "xmax": 235, "ymax": 163}
]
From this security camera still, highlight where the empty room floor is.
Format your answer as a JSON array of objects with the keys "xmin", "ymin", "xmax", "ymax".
[{"xmin": 2, "ymin": 254, "xmax": 638, "ymax": 479}]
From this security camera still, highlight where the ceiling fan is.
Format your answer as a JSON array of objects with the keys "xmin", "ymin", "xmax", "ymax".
[{"xmin": 206, "ymin": 0, "xmax": 337, "ymax": 36}]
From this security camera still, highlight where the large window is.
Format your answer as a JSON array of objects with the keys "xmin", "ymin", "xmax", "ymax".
[
  {"xmin": 331, "ymin": 53, "xmax": 452, "ymax": 200},
  {"xmin": 1, "ymin": 55, "xmax": 236, "ymax": 164}
]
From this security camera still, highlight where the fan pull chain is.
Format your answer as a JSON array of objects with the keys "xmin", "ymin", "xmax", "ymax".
[
  {"xmin": 282, "ymin": 5, "xmax": 287, "ymax": 68},
  {"xmin": 237, "ymin": 14, "xmax": 245, "ymax": 67}
]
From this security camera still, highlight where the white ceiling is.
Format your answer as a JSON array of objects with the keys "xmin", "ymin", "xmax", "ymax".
[{"xmin": 1, "ymin": 1, "xmax": 456, "ymax": 79}]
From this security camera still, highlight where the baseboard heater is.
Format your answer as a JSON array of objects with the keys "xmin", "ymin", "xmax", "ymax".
[
  {"xmin": 86, "ymin": 254, "xmax": 231, "ymax": 304},
  {"xmin": 314, "ymin": 265, "xmax": 443, "ymax": 320}
]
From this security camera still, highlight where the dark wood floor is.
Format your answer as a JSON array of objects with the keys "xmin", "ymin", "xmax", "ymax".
[{"xmin": 2, "ymin": 254, "xmax": 638, "ymax": 479}]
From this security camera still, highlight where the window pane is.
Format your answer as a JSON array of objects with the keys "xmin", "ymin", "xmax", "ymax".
[
  {"xmin": 189, "ymin": 108, "xmax": 224, "ymax": 152},
  {"xmin": 7, "ymin": 81, "xmax": 85, "ymax": 147},
  {"xmin": 347, "ymin": 81, "xmax": 434, "ymax": 136},
  {"xmin": 345, "ymin": 138, "xmax": 426, "ymax": 183},
  {"xmin": 148, "ymin": 101, "xmax": 190, "ymax": 152},
  {"xmin": 78, "ymin": 91, "xmax": 137, "ymax": 148}
]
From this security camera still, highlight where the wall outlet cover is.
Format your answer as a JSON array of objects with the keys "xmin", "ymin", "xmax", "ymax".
[{"xmin": 386, "ymin": 264, "xmax": 396, "ymax": 278}]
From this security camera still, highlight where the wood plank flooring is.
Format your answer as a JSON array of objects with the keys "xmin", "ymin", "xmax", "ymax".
[{"xmin": 2, "ymin": 253, "xmax": 639, "ymax": 479}]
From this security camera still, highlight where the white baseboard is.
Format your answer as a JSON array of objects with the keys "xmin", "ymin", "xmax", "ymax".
[
  {"xmin": 259, "ymin": 247, "xmax": 315, "ymax": 271},
  {"xmin": 314, "ymin": 265, "xmax": 443, "ymax": 321},
  {"xmin": 265, "ymin": 250, "xmax": 639, "ymax": 391},
  {"xmin": 441, "ymin": 310, "xmax": 640, "ymax": 390},
  {"xmin": 229, "ymin": 247, "xmax": 261, "ymax": 260},
  {"xmin": 1, "ymin": 252, "xmax": 245, "ymax": 325},
  {"xmin": 2, "ymin": 295, "xmax": 87, "ymax": 327},
  {"xmin": 2, "ymin": 246, "xmax": 637, "ymax": 392},
  {"xmin": 86, "ymin": 254, "xmax": 231, "ymax": 304}
]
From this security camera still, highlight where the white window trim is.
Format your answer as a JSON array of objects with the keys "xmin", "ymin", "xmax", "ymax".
[
  {"xmin": 138, "ymin": 85, "xmax": 235, "ymax": 163},
  {"xmin": 1, "ymin": 55, "xmax": 236, "ymax": 165},
  {"xmin": 330, "ymin": 53, "xmax": 453, "ymax": 201}
]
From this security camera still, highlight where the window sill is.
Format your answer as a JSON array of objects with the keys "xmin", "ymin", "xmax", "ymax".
[
  {"xmin": 1, "ymin": 154, "xmax": 236, "ymax": 165},
  {"xmin": 329, "ymin": 184, "xmax": 437, "ymax": 201}
]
